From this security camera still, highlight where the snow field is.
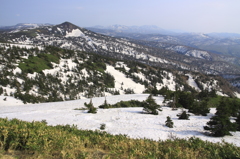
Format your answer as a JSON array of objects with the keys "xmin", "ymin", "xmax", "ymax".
[
  {"xmin": 0, "ymin": 94, "xmax": 239, "ymax": 147},
  {"xmin": 106, "ymin": 65, "xmax": 145, "ymax": 94}
]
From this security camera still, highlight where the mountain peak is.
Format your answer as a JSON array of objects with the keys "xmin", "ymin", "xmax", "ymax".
[
  {"xmin": 58, "ymin": 22, "xmax": 79, "ymax": 30},
  {"xmin": 61, "ymin": 21, "xmax": 74, "ymax": 25}
]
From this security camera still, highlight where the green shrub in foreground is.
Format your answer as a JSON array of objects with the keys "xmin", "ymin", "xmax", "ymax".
[{"xmin": 0, "ymin": 118, "xmax": 239, "ymax": 159}]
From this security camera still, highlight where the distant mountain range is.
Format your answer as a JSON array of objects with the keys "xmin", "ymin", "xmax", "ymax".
[
  {"xmin": 87, "ymin": 25, "xmax": 240, "ymax": 58},
  {"xmin": 86, "ymin": 25, "xmax": 177, "ymax": 35},
  {"xmin": 208, "ymin": 32, "xmax": 240, "ymax": 39},
  {"xmin": 0, "ymin": 23, "xmax": 53, "ymax": 31},
  {"xmin": 2, "ymin": 23, "xmax": 240, "ymax": 39},
  {"xmin": 0, "ymin": 22, "xmax": 240, "ymax": 86},
  {"xmin": 87, "ymin": 24, "xmax": 240, "ymax": 38}
]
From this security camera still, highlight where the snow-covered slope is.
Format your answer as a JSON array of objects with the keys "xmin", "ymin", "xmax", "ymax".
[
  {"xmin": 3, "ymin": 22, "xmax": 169, "ymax": 66},
  {"xmin": 0, "ymin": 43, "xmax": 44, "ymax": 50},
  {"xmin": 186, "ymin": 74, "xmax": 201, "ymax": 91},
  {"xmin": 2, "ymin": 22, "xmax": 240, "ymax": 75},
  {"xmin": 0, "ymin": 23, "xmax": 52, "ymax": 32},
  {"xmin": 106, "ymin": 65, "xmax": 145, "ymax": 94},
  {"xmin": 0, "ymin": 43, "xmax": 236, "ymax": 104},
  {"xmin": 155, "ymin": 44, "xmax": 212, "ymax": 60},
  {"xmin": 0, "ymin": 96, "xmax": 24, "ymax": 106},
  {"xmin": 0, "ymin": 94, "xmax": 239, "ymax": 147}
]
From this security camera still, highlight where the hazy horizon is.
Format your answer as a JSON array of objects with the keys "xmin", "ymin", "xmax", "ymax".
[{"xmin": 1, "ymin": 0, "xmax": 240, "ymax": 34}]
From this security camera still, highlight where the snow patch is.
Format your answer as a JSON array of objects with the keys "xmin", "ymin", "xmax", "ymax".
[
  {"xmin": 65, "ymin": 29, "xmax": 85, "ymax": 37},
  {"xmin": 186, "ymin": 50, "xmax": 211, "ymax": 60},
  {"xmin": 27, "ymin": 72, "xmax": 38, "ymax": 79},
  {"xmin": 0, "ymin": 96, "xmax": 24, "ymax": 106},
  {"xmin": 160, "ymin": 72, "xmax": 176, "ymax": 91},
  {"xmin": 115, "ymin": 62, "xmax": 130, "ymax": 71},
  {"xmin": 13, "ymin": 67, "xmax": 22, "ymax": 74},
  {"xmin": 106, "ymin": 65, "xmax": 145, "ymax": 94},
  {"xmin": 234, "ymin": 92, "xmax": 240, "ymax": 98},
  {"xmin": 57, "ymin": 27, "xmax": 63, "ymax": 34},
  {"xmin": 216, "ymin": 91, "xmax": 228, "ymax": 97},
  {"xmin": 186, "ymin": 74, "xmax": 200, "ymax": 91}
]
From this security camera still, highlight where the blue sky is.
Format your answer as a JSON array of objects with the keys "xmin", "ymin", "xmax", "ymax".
[{"xmin": 1, "ymin": 0, "xmax": 240, "ymax": 33}]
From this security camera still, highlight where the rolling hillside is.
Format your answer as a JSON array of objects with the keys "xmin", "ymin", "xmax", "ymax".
[
  {"xmin": 1, "ymin": 22, "xmax": 240, "ymax": 76},
  {"xmin": 0, "ymin": 43, "xmax": 238, "ymax": 104}
]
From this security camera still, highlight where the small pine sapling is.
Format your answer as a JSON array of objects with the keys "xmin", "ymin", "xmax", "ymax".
[
  {"xmin": 100, "ymin": 123, "xmax": 106, "ymax": 130},
  {"xmin": 177, "ymin": 111, "xmax": 190, "ymax": 120},
  {"xmin": 84, "ymin": 99, "xmax": 97, "ymax": 114},
  {"xmin": 99, "ymin": 97, "xmax": 111, "ymax": 109},
  {"xmin": 165, "ymin": 116, "xmax": 174, "ymax": 128}
]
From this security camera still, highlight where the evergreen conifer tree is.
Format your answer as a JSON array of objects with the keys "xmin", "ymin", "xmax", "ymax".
[
  {"xmin": 215, "ymin": 98, "xmax": 231, "ymax": 116},
  {"xmin": 204, "ymin": 98, "xmax": 237, "ymax": 137},
  {"xmin": 143, "ymin": 94, "xmax": 162, "ymax": 115},
  {"xmin": 204, "ymin": 115, "xmax": 237, "ymax": 137},
  {"xmin": 236, "ymin": 113, "xmax": 240, "ymax": 131},
  {"xmin": 165, "ymin": 116, "xmax": 174, "ymax": 128},
  {"xmin": 178, "ymin": 92, "xmax": 194, "ymax": 109},
  {"xmin": 230, "ymin": 98, "xmax": 240, "ymax": 117},
  {"xmin": 189, "ymin": 100, "xmax": 210, "ymax": 116},
  {"xmin": 151, "ymin": 87, "xmax": 158, "ymax": 96}
]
